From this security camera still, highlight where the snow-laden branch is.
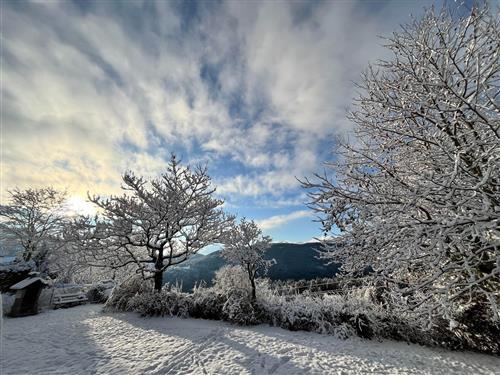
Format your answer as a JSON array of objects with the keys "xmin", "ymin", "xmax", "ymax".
[
  {"xmin": 302, "ymin": 5, "xmax": 499, "ymax": 320},
  {"xmin": 72, "ymin": 154, "xmax": 234, "ymax": 291}
]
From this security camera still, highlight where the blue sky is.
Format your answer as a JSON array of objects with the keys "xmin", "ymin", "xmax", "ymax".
[{"xmin": 1, "ymin": 0, "xmax": 475, "ymax": 244}]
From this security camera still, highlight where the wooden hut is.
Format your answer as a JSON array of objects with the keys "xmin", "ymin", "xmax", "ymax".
[{"xmin": 8, "ymin": 277, "xmax": 47, "ymax": 317}]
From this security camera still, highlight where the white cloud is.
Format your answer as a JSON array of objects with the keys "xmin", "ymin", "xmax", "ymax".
[
  {"xmin": 227, "ymin": 1, "xmax": 385, "ymax": 135},
  {"xmin": 257, "ymin": 210, "xmax": 312, "ymax": 231},
  {"xmin": 1, "ymin": 0, "xmax": 433, "ymax": 204}
]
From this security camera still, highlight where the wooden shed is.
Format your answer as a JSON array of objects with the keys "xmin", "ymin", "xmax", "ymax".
[{"xmin": 8, "ymin": 277, "xmax": 48, "ymax": 317}]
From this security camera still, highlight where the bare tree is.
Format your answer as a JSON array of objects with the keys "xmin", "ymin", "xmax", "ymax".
[
  {"xmin": 221, "ymin": 218, "xmax": 273, "ymax": 301},
  {"xmin": 79, "ymin": 154, "xmax": 233, "ymax": 291},
  {"xmin": 302, "ymin": 6, "xmax": 499, "ymax": 320},
  {"xmin": 0, "ymin": 187, "xmax": 67, "ymax": 269}
]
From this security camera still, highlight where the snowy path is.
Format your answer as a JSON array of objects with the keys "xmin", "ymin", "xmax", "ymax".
[{"xmin": 1, "ymin": 304, "xmax": 499, "ymax": 375}]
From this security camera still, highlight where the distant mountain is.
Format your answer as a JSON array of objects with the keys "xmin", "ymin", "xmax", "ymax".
[
  {"xmin": 164, "ymin": 242, "xmax": 341, "ymax": 292},
  {"xmin": 0, "ymin": 243, "xmax": 22, "ymax": 257}
]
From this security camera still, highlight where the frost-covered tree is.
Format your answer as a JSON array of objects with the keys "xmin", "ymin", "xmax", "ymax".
[
  {"xmin": 77, "ymin": 155, "xmax": 233, "ymax": 291},
  {"xmin": 221, "ymin": 218, "xmax": 273, "ymax": 301},
  {"xmin": 0, "ymin": 187, "xmax": 67, "ymax": 269},
  {"xmin": 213, "ymin": 265, "xmax": 252, "ymax": 296},
  {"xmin": 46, "ymin": 237, "xmax": 118, "ymax": 284},
  {"xmin": 303, "ymin": 6, "xmax": 499, "ymax": 320}
]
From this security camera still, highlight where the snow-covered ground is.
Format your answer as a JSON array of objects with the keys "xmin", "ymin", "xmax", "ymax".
[{"xmin": 1, "ymin": 304, "xmax": 499, "ymax": 374}]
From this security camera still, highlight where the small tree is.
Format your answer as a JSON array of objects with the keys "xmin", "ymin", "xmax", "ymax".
[
  {"xmin": 302, "ymin": 6, "xmax": 499, "ymax": 320},
  {"xmin": 0, "ymin": 187, "xmax": 67, "ymax": 269},
  {"xmin": 80, "ymin": 154, "xmax": 232, "ymax": 291},
  {"xmin": 213, "ymin": 265, "xmax": 251, "ymax": 296},
  {"xmin": 221, "ymin": 218, "xmax": 273, "ymax": 301}
]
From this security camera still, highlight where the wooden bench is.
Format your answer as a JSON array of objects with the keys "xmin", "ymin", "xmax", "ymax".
[{"xmin": 53, "ymin": 292, "xmax": 88, "ymax": 308}]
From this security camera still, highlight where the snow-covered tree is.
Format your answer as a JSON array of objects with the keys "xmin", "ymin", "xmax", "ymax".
[
  {"xmin": 213, "ymin": 265, "xmax": 252, "ymax": 296},
  {"xmin": 45, "ymin": 237, "xmax": 119, "ymax": 284},
  {"xmin": 221, "ymin": 218, "xmax": 273, "ymax": 301},
  {"xmin": 302, "ymin": 6, "xmax": 499, "ymax": 320},
  {"xmin": 0, "ymin": 187, "xmax": 67, "ymax": 269},
  {"xmin": 78, "ymin": 154, "xmax": 233, "ymax": 291}
]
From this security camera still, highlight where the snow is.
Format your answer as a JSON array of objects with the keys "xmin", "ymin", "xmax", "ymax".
[
  {"xmin": 10, "ymin": 277, "xmax": 46, "ymax": 290},
  {"xmin": 1, "ymin": 304, "xmax": 499, "ymax": 375}
]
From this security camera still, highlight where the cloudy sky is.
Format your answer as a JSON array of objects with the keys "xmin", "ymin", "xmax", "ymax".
[{"xmin": 3, "ymin": 0, "xmax": 464, "ymax": 243}]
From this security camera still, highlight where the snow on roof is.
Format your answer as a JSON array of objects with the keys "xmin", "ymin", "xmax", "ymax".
[{"xmin": 10, "ymin": 277, "xmax": 47, "ymax": 290}]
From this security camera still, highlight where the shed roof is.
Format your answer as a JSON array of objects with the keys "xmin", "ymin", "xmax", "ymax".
[{"xmin": 10, "ymin": 277, "xmax": 47, "ymax": 290}]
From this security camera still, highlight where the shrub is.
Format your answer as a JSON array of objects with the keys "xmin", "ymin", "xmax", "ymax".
[
  {"xmin": 212, "ymin": 265, "xmax": 251, "ymax": 298},
  {"xmin": 87, "ymin": 284, "xmax": 109, "ymax": 304},
  {"xmin": 104, "ymin": 276, "xmax": 153, "ymax": 312},
  {"xmin": 222, "ymin": 289, "xmax": 262, "ymax": 325},
  {"xmin": 103, "ymin": 275, "xmax": 499, "ymax": 355},
  {"xmin": 189, "ymin": 287, "xmax": 224, "ymax": 320},
  {"xmin": 454, "ymin": 303, "xmax": 500, "ymax": 354},
  {"xmin": 256, "ymin": 282, "xmax": 382, "ymax": 339},
  {"xmin": 127, "ymin": 290, "xmax": 192, "ymax": 317}
]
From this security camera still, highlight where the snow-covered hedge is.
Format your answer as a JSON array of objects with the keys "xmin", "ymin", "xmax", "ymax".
[
  {"xmin": 104, "ymin": 275, "xmax": 499, "ymax": 354},
  {"xmin": 104, "ymin": 276, "xmax": 153, "ymax": 312},
  {"xmin": 189, "ymin": 288, "xmax": 224, "ymax": 320},
  {"xmin": 222, "ymin": 289, "xmax": 263, "ymax": 325},
  {"xmin": 126, "ymin": 290, "xmax": 192, "ymax": 317},
  {"xmin": 257, "ymin": 282, "xmax": 378, "ymax": 339}
]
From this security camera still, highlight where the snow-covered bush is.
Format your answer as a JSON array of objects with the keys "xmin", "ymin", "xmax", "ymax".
[
  {"xmin": 189, "ymin": 287, "xmax": 225, "ymax": 320},
  {"xmin": 450, "ymin": 304, "xmax": 500, "ymax": 354},
  {"xmin": 273, "ymin": 295, "xmax": 330, "ymax": 333},
  {"xmin": 87, "ymin": 284, "xmax": 109, "ymax": 304},
  {"xmin": 127, "ymin": 289, "xmax": 192, "ymax": 317},
  {"xmin": 211, "ymin": 265, "xmax": 263, "ymax": 325},
  {"xmin": 104, "ymin": 274, "xmax": 499, "ymax": 354},
  {"xmin": 104, "ymin": 276, "xmax": 153, "ymax": 312},
  {"xmin": 257, "ymin": 281, "xmax": 381, "ymax": 338},
  {"xmin": 105, "ymin": 276, "xmax": 193, "ymax": 317},
  {"xmin": 222, "ymin": 289, "xmax": 263, "ymax": 325},
  {"xmin": 212, "ymin": 265, "xmax": 251, "ymax": 297},
  {"xmin": 86, "ymin": 280, "xmax": 116, "ymax": 303}
]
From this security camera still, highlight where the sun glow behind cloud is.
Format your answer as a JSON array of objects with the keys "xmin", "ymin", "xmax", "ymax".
[
  {"xmin": 63, "ymin": 196, "xmax": 97, "ymax": 217},
  {"xmin": 1, "ymin": 0, "xmax": 437, "ymax": 241}
]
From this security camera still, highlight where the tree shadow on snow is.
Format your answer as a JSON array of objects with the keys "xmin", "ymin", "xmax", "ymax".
[
  {"xmin": 108, "ymin": 311, "xmax": 500, "ymax": 374},
  {"xmin": 1, "ymin": 305, "xmax": 128, "ymax": 374},
  {"xmin": 107, "ymin": 312, "xmax": 309, "ymax": 374}
]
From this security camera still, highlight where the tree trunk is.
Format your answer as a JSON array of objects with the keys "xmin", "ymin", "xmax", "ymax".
[
  {"xmin": 250, "ymin": 276, "xmax": 256, "ymax": 301},
  {"xmin": 154, "ymin": 249, "xmax": 164, "ymax": 292},
  {"xmin": 247, "ymin": 265, "xmax": 256, "ymax": 301},
  {"xmin": 154, "ymin": 270, "xmax": 163, "ymax": 292},
  {"xmin": 24, "ymin": 244, "xmax": 33, "ymax": 261}
]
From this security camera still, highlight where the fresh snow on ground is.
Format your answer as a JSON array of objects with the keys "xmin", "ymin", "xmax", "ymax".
[{"xmin": 1, "ymin": 304, "xmax": 499, "ymax": 374}]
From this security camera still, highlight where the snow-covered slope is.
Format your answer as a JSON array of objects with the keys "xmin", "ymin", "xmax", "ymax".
[{"xmin": 1, "ymin": 304, "xmax": 498, "ymax": 374}]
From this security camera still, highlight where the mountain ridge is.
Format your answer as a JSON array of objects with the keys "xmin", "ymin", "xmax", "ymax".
[{"xmin": 164, "ymin": 242, "xmax": 341, "ymax": 292}]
